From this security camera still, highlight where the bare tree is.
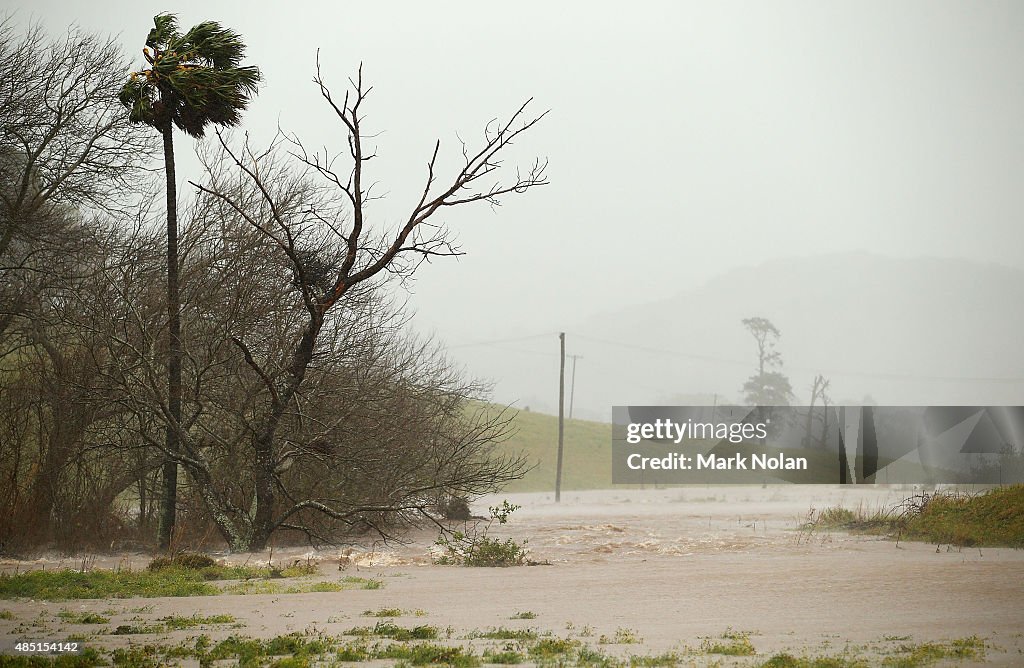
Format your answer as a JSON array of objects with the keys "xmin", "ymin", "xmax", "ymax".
[
  {"xmin": 804, "ymin": 373, "xmax": 831, "ymax": 450},
  {"xmin": 0, "ymin": 17, "xmax": 157, "ymax": 551},
  {"xmin": 0, "ymin": 17, "xmax": 153, "ymax": 266},
  {"xmin": 84, "ymin": 62, "xmax": 546, "ymax": 551}
]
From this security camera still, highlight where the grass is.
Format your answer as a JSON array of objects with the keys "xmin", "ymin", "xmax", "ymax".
[
  {"xmin": 469, "ymin": 627, "xmax": 538, "ymax": 641},
  {"xmin": 0, "ymin": 566, "xmax": 380, "ymax": 600},
  {"xmin": 57, "ymin": 610, "xmax": 109, "ymax": 625},
  {"xmin": 510, "ymin": 610, "xmax": 537, "ymax": 619},
  {"xmin": 760, "ymin": 636, "xmax": 987, "ymax": 668},
  {"xmin": 161, "ymin": 613, "xmax": 236, "ymax": 630},
  {"xmin": 375, "ymin": 642, "xmax": 479, "ymax": 667},
  {"xmin": 599, "ymin": 628, "xmax": 642, "ymax": 645},
  {"xmin": 803, "ymin": 485, "xmax": 1024, "ymax": 548},
  {"xmin": 0, "ymin": 631, "xmax": 986, "ymax": 668},
  {"xmin": 361, "ymin": 607, "xmax": 405, "ymax": 617},
  {"xmin": 485, "ymin": 404, "xmax": 614, "ymax": 492},
  {"xmin": 761, "ymin": 654, "xmax": 867, "ymax": 667},
  {"xmin": 529, "ymin": 637, "xmax": 582, "ymax": 659},
  {"xmin": 0, "ymin": 568, "xmax": 218, "ymax": 600},
  {"xmin": 881, "ymin": 636, "xmax": 986, "ymax": 667},
  {"xmin": 701, "ymin": 629, "xmax": 756, "ymax": 656},
  {"xmin": 344, "ymin": 620, "xmax": 439, "ymax": 641},
  {"xmin": 629, "ymin": 652, "xmax": 683, "ymax": 666},
  {"xmin": 482, "ymin": 646, "xmax": 525, "ymax": 664}
]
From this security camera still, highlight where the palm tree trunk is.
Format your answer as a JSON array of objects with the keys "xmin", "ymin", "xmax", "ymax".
[{"xmin": 157, "ymin": 124, "xmax": 182, "ymax": 550}]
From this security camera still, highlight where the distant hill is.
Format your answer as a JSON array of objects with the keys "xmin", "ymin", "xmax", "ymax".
[
  {"xmin": 563, "ymin": 253, "xmax": 1024, "ymax": 414},
  {"xmin": 492, "ymin": 406, "xmax": 613, "ymax": 493}
]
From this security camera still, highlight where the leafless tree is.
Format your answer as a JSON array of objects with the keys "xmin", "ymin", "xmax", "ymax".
[
  {"xmin": 804, "ymin": 373, "xmax": 832, "ymax": 451},
  {"xmin": 0, "ymin": 16, "xmax": 154, "ymax": 266},
  {"xmin": 0, "ymin": 17, "xmax": 157, "ymax": 552},
  {"xmin": 82, "ymin": 63, "xmax": 545, "ymax": 551}
]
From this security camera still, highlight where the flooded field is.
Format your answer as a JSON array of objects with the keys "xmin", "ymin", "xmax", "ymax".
[{"xmin": 2, "ymin": 485, "xmax": 1023, "ymax": 665}]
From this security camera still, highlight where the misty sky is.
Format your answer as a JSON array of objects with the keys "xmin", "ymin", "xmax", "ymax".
[{"xmin": 11, "ymin": 1, "xmax": 1024, "ymax": 416}]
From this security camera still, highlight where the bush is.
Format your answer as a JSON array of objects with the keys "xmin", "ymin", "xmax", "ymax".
[{"xmin": 434, "ymin": 501, "xmax": 528, "ymax": 567}]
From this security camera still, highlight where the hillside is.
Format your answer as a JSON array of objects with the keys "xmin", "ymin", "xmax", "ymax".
[{"xmin": 491, "ymin": 407, "xmax": 613, "ymax": 493}]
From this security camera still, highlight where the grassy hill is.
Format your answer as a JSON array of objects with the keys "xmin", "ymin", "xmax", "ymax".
[{"xmin": 490, "ymin": 407, "xmax": 613, "ymax": 493}]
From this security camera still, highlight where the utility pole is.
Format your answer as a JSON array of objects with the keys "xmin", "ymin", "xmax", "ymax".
[
  {"xmin": 568, "ymin": 354, "xmax": 583, "ymax": 419},
  {"xmin": 556, "ymin": 332, "xmax": 565, "ymax": 502}
]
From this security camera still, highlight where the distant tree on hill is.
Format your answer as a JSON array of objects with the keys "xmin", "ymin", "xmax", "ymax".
[{"xmin": 740, "ymin": 317, "xmax": 794, "ymax": 406}]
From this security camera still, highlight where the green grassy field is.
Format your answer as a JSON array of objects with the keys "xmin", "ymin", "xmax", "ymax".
[{"xmin": 492, "ymin": 407, "xmax": 613, "ymax": 493}]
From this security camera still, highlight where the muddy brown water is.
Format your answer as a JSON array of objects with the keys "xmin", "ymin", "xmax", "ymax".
[{"xmin": 2, "ymin": 486, "xmax": 1022, "ymax": 665}]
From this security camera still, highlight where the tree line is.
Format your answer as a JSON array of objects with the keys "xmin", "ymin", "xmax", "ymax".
[{"xmin": 0, "ymin": 14, "xmax": 546, "ymax": 554}]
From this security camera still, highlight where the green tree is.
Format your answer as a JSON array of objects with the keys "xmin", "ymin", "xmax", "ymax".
[{"xmin": 119, "ymin": 13, "xmax": 260, "ymax": 549}]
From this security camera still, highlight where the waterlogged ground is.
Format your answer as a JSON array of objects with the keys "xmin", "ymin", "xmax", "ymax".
[{"xmin": 2, "ymin": 485, "xmax": 1023, "ymax": 666}]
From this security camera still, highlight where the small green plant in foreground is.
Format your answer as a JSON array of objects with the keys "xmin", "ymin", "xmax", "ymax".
[
  {"xmin": 375, "ymin": 642, "xmax": 480, "ymax": 667},
  {"xmin": 529, "ymin": 637, "xmax": 582, "ymax": 659},
  {"xmin": 470, "ymin": 626, "xmax": 538, "ymax": 641},
  {"xmin": 761, "ymin": 653, "xmax": 867, "ymax": 667},
  {"xmin": 483, "ymin": 645, "xmax": 525, "ymax": 664},
  {"xmin": 759, "ymin": 635, "xmax": 987, "ymax": 668},
  {"xmin": 344, "ymin": 620, "xmax": 439, "ymax": 640},
  {"xmin": 434, "ymin": 500, "xmax": 529, "ymax": 566},
  {"xmin": 362, "ymin": 607, "xmax": 404, "ymax": 617},
  {"xmin": 881, "ymin": 635, "xmax": 986, "ymax": 667},
  {"xmin": 701, "ymin": 629, "xmax": 756, "ymax": 656},
  {"xmin": 599, "ymin": 627, "xmax": 642, "ymax": 645},
  {"xmin": 57, "ymin": 610, "xmax": 110, "ymax": 624}
]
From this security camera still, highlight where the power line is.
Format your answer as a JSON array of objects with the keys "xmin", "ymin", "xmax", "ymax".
[
  {"xmin": 444, "ymin": 330, "xmax": 1024, "ymax": 385},
  {"xmin": 447, "ymin": 332, "xmax": 558, "ymax": 349},
  {"xmin": 567, "ymin": 333, "xmax": 1024, "ymax": 384}
]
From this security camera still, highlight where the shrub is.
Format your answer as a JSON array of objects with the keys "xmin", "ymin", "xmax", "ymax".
[{"xmin": 434, "ymin": 500, "xmax": 528, "ymax": 567}]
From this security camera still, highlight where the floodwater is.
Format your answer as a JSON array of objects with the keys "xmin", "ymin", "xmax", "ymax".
[{"xmin": 2, "ymin": 485, "xmax": 1023, "ymax": 665}]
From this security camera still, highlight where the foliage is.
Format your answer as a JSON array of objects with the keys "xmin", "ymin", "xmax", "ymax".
[
  {"xmin": 344, "ymin": 621, "xmax": 439, "ymax": 640},
  {"xmin": 2, "ymin": 9, "xmax": 544, "ymax": 554},
  {"xmin": 803, "ymin": 485, "xmax": 1024, "ymax": 548},
  {"xmin": 118, "ymin": 13, "xmax": 260, "ymax": 137},
  {"xmin": 434, "ymin": 501, "xmax": 528, "ymax": 566},
  {"xmin": 701, "ymin": 629, "xmax": 756, "ymax": 656}
]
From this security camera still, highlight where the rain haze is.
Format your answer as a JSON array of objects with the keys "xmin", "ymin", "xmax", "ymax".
[
  {"xmin": 15, "ymin": 0, "xmax": 1024, "ymax": 418},
  {"xmin": 5, "ymin": 3, "xmax": 1024, "ymax": 663}
]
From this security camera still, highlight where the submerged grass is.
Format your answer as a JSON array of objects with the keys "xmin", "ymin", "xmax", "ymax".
[
  {"xmin": 0, "ymin": 569, "xmax": 219, "ymax": 600},
  {"xmin": 0, "ymin": 566, "xmax": 379, "ymax": 600},
  {"xmin": 0, "ymin": 631, "xmax": 989, "ymax": 667},
  {"xmin": 760, "ymin": 635, "xmax": 987, "ymax": 668},
  {"xmin": 803, "ymin": 485, "xmax": 1024, "ymax": 548},
  {"xmin": 701, "ymin": 629, "xmax": 756, "ymax": 656},
  {"xmin": 344, "ymin": 620, "xmax": 439, "ymax": 641}
]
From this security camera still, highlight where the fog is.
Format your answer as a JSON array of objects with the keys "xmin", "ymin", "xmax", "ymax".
[{"xmin": 18, "ymin": 1, "xmax": 1024, "ymax": 418}]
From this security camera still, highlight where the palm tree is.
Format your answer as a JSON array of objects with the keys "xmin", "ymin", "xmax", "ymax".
[{"xmin": 120, "ymin": 13, "xmax": 260, "ymax": 549}]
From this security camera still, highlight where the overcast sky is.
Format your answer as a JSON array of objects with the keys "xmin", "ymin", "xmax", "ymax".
[{"xmin": 12, "ymin": 1, "xmax": 1024, "ymax": 414}]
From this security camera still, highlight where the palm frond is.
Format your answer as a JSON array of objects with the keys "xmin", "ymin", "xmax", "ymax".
[
  {"xmin": 121, "ymin": 13, "xmax": 261, "ymax": 136},
  {"xmin": 146, "ymin": 13, "xmax": 180, "ymax": 49}
]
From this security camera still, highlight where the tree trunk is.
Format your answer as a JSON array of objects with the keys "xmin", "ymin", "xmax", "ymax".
[{"xmin": 157, "ymin": 124, "xmax": 182, "ymax": 550}]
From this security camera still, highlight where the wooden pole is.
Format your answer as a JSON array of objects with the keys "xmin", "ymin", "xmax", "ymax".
[
  {"xmin": 568, "ymin": 354, "xmax": 582, "ymax": 419},
  {"xmin": 556, "ymin": 332, "xmax": 565, "ymax": 502}
]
